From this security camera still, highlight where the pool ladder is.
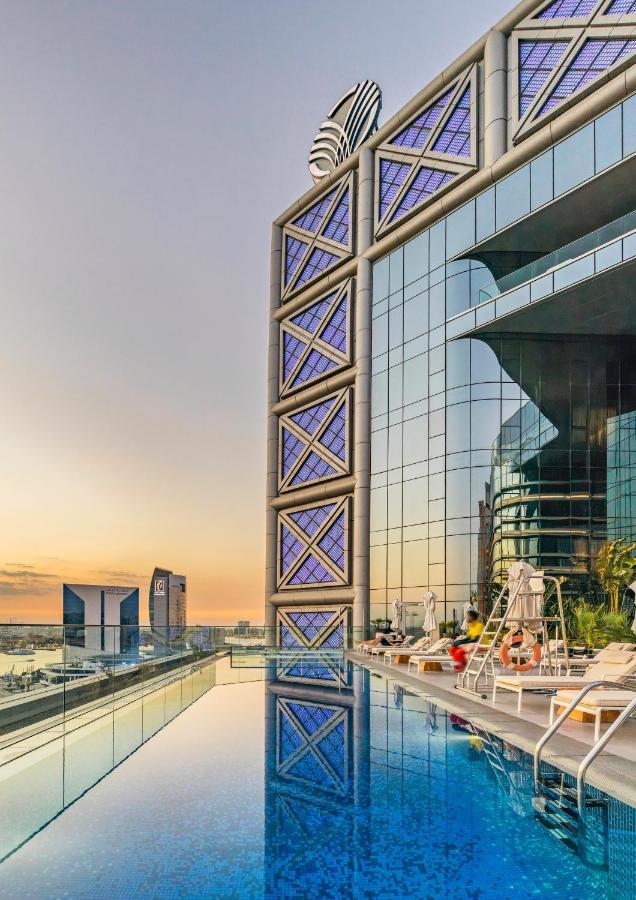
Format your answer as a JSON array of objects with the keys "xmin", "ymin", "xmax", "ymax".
[
  {"xmin": 534, "ymin": 679, "xmax": 636, "ymax": 815},
  {"xmin": 531, "ymin": 772, "xmax": 608, "ymax": 869},
  {"xmin": 532, "ymin": 679, "xmax": 636, "ymax": 867}
]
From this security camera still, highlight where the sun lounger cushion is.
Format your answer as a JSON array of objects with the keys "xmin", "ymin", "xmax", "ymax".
[
  {"xmin": 554, "ymin": 689, "xmax": 634, "ymax": 707},
  {"xmin": 592, "ymin": 650, "xmax": 633, "ymax": 664},
  {"xmin": 496, "ymin": 676, "xmax": 590, "ymax": 689}
]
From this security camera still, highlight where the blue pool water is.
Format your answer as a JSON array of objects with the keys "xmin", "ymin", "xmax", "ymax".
[{"xmin": 0, "ymin": 661, "xmax": 634, "ymax": 899}]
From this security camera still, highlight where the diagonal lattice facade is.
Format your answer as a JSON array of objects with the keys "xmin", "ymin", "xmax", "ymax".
[
  {"xmin": 535, "ymin": 0, "xmax": 596, "ymax": 16},
  {"xmin": 374, "ymin": 67, "xmax": 477, "ymax": 234},
  {"xmin": 281, "ymin": 174, "xmax": 354, "ymax": 301},
  {"xmin": 277, "ymin": 497, "xmax": 350, "ymax": 589},
  {"xmin": 276, "ymin": 606, "xmax": 348, "ymax": 650},
  {"xmin": 279, "ymin": 281, "xmax": 352, "ymax": 397},
  {"xmin": 539, "ymin": 38, "xmax": 636, "ymax": 115},
  {"xmin": 518, "ymin": 39, "xmax": 571, "ymax": 116},
  {"xmin": 513, "ymin": 3, "xmax": 636, "ymax": 136},
  {"xmin": 279, "ymin": 389, "xmax": 351, "ymax": 492},
  {"xmin": 276, "ymin": 697, "xmax": 349, "ymax": 794}
]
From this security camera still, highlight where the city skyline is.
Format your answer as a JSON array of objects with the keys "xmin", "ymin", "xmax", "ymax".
[{"xmin": 0, "ymin": 0, "xmax": 512, "ymax": 623}]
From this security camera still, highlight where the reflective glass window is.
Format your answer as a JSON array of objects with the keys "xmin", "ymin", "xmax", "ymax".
[
  {"xmin": 373, "ymin": 256, "xmax": 390, "ymax": 303},
  {"xmin": 371, "ymin": 372, "xmax": 388, "ymax": 416},
  {"xmin": 404, "ymin": 231, "xmax": 429, "ymax": 285},
  {"xmin": 429, "ymin": 282, "xmax": 446, "ymax": 329},
  {"xmin": 403, "ymin": 416, "xmax": 428, "ymax": 466},
  {"xmin": 446, "ymin": 402, "xmax": 470, "ymax": 454},
  {"xmin": 554, "ymin": 123, "xmax": 594, "ymax": 195},
  {"xmin": 446, "ymin": 270, "xmax": 471, "ymax": 317},
  {"xmin": 402, "ymin": 540, "xmax": 427, "ymax": 586},
  {"xmin": 447, "ymin": 341, "xmax": 471, "ymax": 389},
  {"xmin": 624, "ymin": 93, "xmax": 636, "ymax": 157},
  {"xmin": 446, "ymin": 467, "xmax": 471, "ymax": 518},
  {"xmin": 470, "ymin": 339, "xmax": 501, "ymax": 383},
  {"xmin": 370, "ymin": 486, "xmax": 388, "ymax": 531},
  {"xmin": 530, "ymin": 149, "xmax": 554, "ymax": 210},
  {"xmin": 388, "ymin": 306, "xmax": 403, "ymax": 349},
  {"xmin": 595, "ymin": 105, "xmax": 622, "ymax": 173},
  {"xmin": 389, "ymin": 248, "xmax": 404, "ymax": 294},
  {"xmin": 404, "ymin": 293, "xmax": 428, "ymax": 341},
  {"xmin": 430, "ymin": 221, "xmax": 445, "ymax": 268},
  {"xmin": 371, "ymin": 429, "xmax": 388, "ymax": 474},
  {"xmin": 495, "ymin": 166, "xmax": 530, "ymax": 230},
  {"xmin": 403, "ymin": 354, "xmax": 428, "ymax": 405},
  {"xmin": 470, "ymin": 399, "xmax": 501, "ymax": 450},
  {"xmin": 388, "ymin": 365, "xmax": 403, "ymax": 411},
  {"xmin": 446, "ymin": 201, "xmax": 475, "ymax": 258},
  {"xmin": 429, "ymin": 344, "xmax": 445, "ymax": 374},
  {"xmin": 372, "ymin": 312, "xmax": 388, "ymax": 357},
  {"xmin": 476, "ymin": 188, "xmax": 495, "ymax": 243},
  {"xmin": 446, "ymin": 535, "xmax": 470, "ymax": 584},
  {"xmin": 387, "ymin": 484, "xmax": 402, "ymax": 529},
  {"xmin": 402, "ymin": 477, "xmax": 428, "ymax": 525}
]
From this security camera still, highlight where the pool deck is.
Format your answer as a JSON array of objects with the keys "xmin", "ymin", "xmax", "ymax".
[{"xmin": 348, "ymin": 651, "xmax": 636, "ymax": 809}]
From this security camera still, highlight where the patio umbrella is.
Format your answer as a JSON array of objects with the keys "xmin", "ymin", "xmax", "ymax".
[
  {"xmin": 419, "ymin": 591, "xmax": 437, "ymax": 633},
  {"xmin": 391, "ymin": 597, "xmax": 405, "ymax": 633}
]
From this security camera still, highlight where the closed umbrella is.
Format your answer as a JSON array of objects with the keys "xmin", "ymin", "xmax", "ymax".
[
  {"xmin": 391, "ymin": 597, "xmax": 405, "ymax": 633},
  {"xmin": 419, "ymin": 591, "xmax": 437, "ymax": 634}
]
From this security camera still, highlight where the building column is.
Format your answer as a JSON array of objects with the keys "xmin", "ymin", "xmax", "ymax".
[
  {"xmin": 265, "ymin": 224, "xmax": 282, "ymax": 636},
  {"xmin": 352, "ymin": 148, "xmax": 374, "ymax": 638},
  {"xmin": 483, "ymin": 29, "xmax": 508, "ymax": 167}
]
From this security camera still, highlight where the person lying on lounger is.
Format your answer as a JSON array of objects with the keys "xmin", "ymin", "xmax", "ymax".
[
  {"xmin": 368, "ymin": 628, "xmax": 404, "ymax": 647},
  {"xmin": 448, "ymin": 611, "xmax": 484, "ymax": 672}
]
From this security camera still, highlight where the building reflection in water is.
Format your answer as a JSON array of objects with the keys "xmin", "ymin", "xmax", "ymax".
[
  {"xmin": 264, "ymin": 655, "xmax": 369, "ymax": 898},
  {"xmin": 265, "ymin": 666, "xmax": 635, "ymax": 897}
]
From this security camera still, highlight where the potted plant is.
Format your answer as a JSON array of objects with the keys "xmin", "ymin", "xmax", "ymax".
[
  {"xmin": 572, "ymin": 602, "xmax": 635, "ymax": 653},
  {"xmin": 595, "ymin": 539, "xmax": 636, "ymax": 613},
  {"xmin": 573, "ymin": 602, "xmax": 604, "ymax": 655}
]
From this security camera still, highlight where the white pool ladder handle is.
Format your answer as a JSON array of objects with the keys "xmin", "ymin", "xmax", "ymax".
[
  {"xmin": 576, "ymin": 694, "xmax": 636, "ymax": 815},
  {"xmin": 533, "ymin": 679, "xmax": 636, "ymax": 815}
]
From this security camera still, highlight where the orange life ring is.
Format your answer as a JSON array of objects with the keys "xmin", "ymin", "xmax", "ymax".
[{"xmin": 499, "ymin": 633, "xmax": 541, "ymax": 671}]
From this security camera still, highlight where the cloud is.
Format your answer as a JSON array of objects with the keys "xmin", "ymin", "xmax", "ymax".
[
  {"xmin": 0, "ymin": 569, "xmax": 57, "ymax": 580},
  {"xmin": 93, "ymin": 569, "xmax": 146, "ymax": 581},
  {"xmin": 0, "ymin": 566, "xmax": 59, "ymax": 598}
]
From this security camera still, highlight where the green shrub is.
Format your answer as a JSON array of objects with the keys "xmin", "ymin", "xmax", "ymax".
[{"xmin": 573, "ymin": 601, "xmax": 635, "ymax": 649}]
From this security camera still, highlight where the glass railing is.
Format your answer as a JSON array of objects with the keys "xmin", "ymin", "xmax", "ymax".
[{"xmin": 478, "ymin": 208, "xmax": 636, "ymax": 305}]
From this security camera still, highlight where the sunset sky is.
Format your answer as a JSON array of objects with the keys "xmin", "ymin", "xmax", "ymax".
[{"xmin": 0, "ymin": 0, "xmax": 511, "ymax": 624}]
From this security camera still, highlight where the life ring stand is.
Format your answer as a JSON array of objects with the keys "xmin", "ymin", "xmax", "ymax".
[{"xmin": 499, "ymin": 630, "xmax": 541, "ymax": 671}]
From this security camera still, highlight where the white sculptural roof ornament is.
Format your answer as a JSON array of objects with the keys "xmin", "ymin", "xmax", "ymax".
[{"xmin": 308, "ymin": 80, "xmax": 382, "ymax": 183}]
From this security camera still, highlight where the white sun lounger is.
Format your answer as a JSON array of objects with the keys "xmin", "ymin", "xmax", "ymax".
[
  {"xmin": 550, "ymin": 687, "xmax": 636, "ymax": 741},
  {"xmin": 492, "ymin": 650, "xmax": 636, "ymax": 712},
  {"xmin": 382, "ymin": 636, "xmax": 432, "ymax": 665}
]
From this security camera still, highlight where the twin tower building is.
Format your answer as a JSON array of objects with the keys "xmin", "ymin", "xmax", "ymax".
[{"xmin": 62, "ymin": 566, "xmax": 186, "ymax": 651}]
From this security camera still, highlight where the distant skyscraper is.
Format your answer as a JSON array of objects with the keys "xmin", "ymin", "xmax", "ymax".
[
  {"xmin": 149, "ymin": 567, "xmax": 187, "ymax": 640},
  {"xmin": 63, "ymin": 584, "xmax": 139, "ymax": 653}
]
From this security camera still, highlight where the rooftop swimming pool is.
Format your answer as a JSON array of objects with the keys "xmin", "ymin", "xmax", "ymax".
[{"xmin": 0, "ymin": 657, "xmax": 634, "ymax": 899}]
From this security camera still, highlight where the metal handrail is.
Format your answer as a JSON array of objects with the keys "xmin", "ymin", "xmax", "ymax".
[
  {"xmin": 576, "ymin": 694, "xmax": 636, "ymax": 815},
  {"xmin": 533, "ymin": 679, "xmax": 636, "ymax": 810}
]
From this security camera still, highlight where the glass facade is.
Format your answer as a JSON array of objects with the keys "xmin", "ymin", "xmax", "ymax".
[{"xmin": 370, "ymin": 97, "xmax": 636, "ymax": 627}]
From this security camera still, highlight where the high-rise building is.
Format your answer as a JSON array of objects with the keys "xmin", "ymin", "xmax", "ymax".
[
  {"xmin": 63, "ymin": 584, "xmax": 139, "ymax": 653},
  {"xmin": 265, "ymin": 0, "xmax": 636, "ymax": 648},
  {"xmin": 149, "ymin": 567, "xmax": 187, "ymax": 639}
]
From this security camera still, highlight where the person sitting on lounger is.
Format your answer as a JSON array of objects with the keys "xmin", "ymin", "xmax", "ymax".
[
  {"xmin": 448, "ymin": 611, "xmax": 484, "ymax": 672},
  {"xmin": 369, "ymin": 628, "xmax": 404, "ymax": 647}
]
